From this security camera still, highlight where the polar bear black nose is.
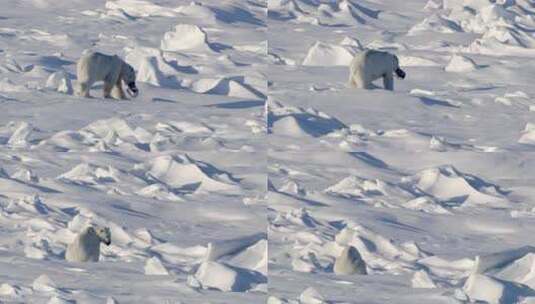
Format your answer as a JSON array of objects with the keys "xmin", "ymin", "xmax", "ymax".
[
  {"xmin": 128, "ymin": 82, "xmax": 138, "ymax": 92},
  {"xmin": 395, "ymin": 68, "xmax": 406, "ymax": 79}
]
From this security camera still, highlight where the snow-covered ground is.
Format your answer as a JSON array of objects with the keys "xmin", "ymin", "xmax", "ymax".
[
  {"xmin": 3, "ymin": 0, "xmax": 535, "ymax": 303},
  {"xmin": 268, "ymin": 0, "xmax": 535, "ymax": 303},
  {"xmin": 0, "ymin": 0, "xmax": 267, "ymax": 303}
]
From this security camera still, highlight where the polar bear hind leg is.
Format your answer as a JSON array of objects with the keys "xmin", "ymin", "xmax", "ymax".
[
  {"xmin": 383, "ymin": 73, "xmax": 394, "ymax": 91},
  {"xmin": 103, "ymin": 66, "xmax": 121, "ymax": 99},
  {"xmin": 111, "ymin": 77, "xmax": 127, "ymax": 100}
]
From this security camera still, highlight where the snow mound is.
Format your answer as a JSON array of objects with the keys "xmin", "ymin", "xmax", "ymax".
[
  {"xmin": 38, "ymin": 130, "xmax": 110, "ymax": 152},
  {"xmin": 315, "ymin": 0, "xmax": 377, "ymax": 26},
  {"xmin": 518, "ymin": 123, "xmax": 535, "ymax": 145},
  {"xmin": 0, "ymin": 283, "xmax": 24, "ymax": 297},
  {"xmin": 402, "ymin": 197, "xmax": 451, "ymax": 214},
  {"xmin": 47, "ymin": 296, "xmax": 72, "ymax": 304},
  {"xmin": 144, "ymin": 256, "xmax": 169, "ymax": 275},
  {"xmin": 408, "ymin": 13, "xmax": 462, "ymax": 35},
  {"xmin": 105, "ymin": 0, "xmax": 175, "ymax": 18},
  {"xmin": 205, "ymin": 233, "xmax": 266, "ymax": 262},
  {"xmin": 45, "ymin": 71, "xmax": 72, "ymax": 94},
  {"xmin": 325, "ymin": 175, "xmax": 413, "ymax": 203},
  {"xmin": 445, "ymin": 54, "xmax": 478, "ymax": 73},
  {"xmin": 136, "ymin": 184, "xmax": 184, "ymax": 202},
  {"xmin": 268, "ymin": 99, "xmax": 347, "ymax": 137},
  {"xmin": 32, "ymin": 274, "xmax": 57, "ymax": 292},
  {"xmin": 57, "ymin": 163, "xmax": 121, "ymax": 186},
  {"xmin": 302, "ymin": 41, "xmax": 358, "ymax": 66},
  {"xmin": 430, "ymin": 1, "xmax": 535, "ymax": 55},
  {"xmin": 423, "ymin": 0, "xmax": 442, "ymax": 11},
  {"xmin": 6, "ymin": 121, "xmax": 34, "ymax": 148},
  {"xmin": 412, "ymin": 270, "xmax": 437, "ymax": 288},
  {"xmin": 335, "ymin": 225, "xmax": 425, "ymax": 268},
  {"xmin": 161, "ymin": 24, "xmax": 212, "ymax": 52},
  {"xmin": 136, "ymin": 56, "xmax": 166, "ymax": 87},
  {"xmin": 189, "ymin": 77, "xmax": 264, "ymax": 99},
  {"xmin": 6, "ymin": 195, "xmax": 49, "ymax": 215},
  {"xmin": 83, "ymin": 117, "xmax": 152, "ymax": 144},
  {"xmin": 125, "ymin": 47, "xmax": 185, "ymax": 87},
  {"xmin": 463, "ymin": 273, "xmax": 507, "ymax": 303},
  {"xmin": 270, "ymin": 0, "xmax": 379, "ymax": 26},
  {"xmin": 299, "ymin": 287, "xmax": 326, "ymax": 304},
  {"xmin": 194, "ymin": 261, "xmax": 261, "ymax": 292},
  {"xmin": 141, "ymin": 154, "xmax": 239, "ymax": 194},
  {"xmin": 174, "ymin": 2, "xmax": 216, "ymax": 24},
  {"xmin": 227, "ymin": 239, "xmax": 268, "ymax": 276},
  {"xmin": 495, "ymin": 253, "xmax": 535, "ymax": 289},
  {"xmin": 403, "ymin": 165, "xmax": 507, "ymax": 207}
]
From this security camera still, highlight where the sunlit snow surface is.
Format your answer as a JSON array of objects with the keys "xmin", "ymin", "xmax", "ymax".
[
  {"xmin": 0, "ymin": 0, "xmax": 267, "ymax": 303},
  {"xmin": 3, "ymin": 0, "xmax": 535, "ymax": 303},
  {"xmin": 268, "ymin": 0, "xmax": 535, "ymax": 303}
]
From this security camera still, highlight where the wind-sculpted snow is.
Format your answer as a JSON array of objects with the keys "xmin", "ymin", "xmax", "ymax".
[
  {"xmin": 3, "ymin": 0, "xmax": 535, "ymax": 302},
  {"xmin": 268, "ymin": 0, "xmax": 535, "ymax": 302},
  {"xmin": 0, "ymin": 0, "xmax": 266, "ymax": 302}
]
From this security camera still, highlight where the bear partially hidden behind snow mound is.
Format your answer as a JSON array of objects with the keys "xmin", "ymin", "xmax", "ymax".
[
  {"xmin": 76, "ymin": 51, "xmax": 139, "ymax": 99},
  {"xmin": 65, "ymin": 226, "xmax": 111, "ymax": 262},
  {"xmin": 348, "ymin": 50, "xmax": 406, "ymax": 91}
]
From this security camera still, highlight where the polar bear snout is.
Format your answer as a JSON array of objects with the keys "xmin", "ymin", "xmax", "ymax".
[
  {"xmin": 395, "ymin": 68, "xmax": 406, "ymax": 79},
  {"xmin": 126, "ymin": 82, "xmax": 139, "ymax": 97},
  {"xmin": 95, "ymin": 226, "xmax": 112, "ymax": 246}
]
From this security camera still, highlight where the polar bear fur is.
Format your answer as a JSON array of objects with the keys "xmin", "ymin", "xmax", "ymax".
[
  {"xmin": 348, "ymin": 50, "xmax": 406, "ymax": 91},
  {"xmin": 333, "ymin": 246, "xmax": 367, "ymax": 275},
  {"xmin": 76, "ymin": 51, "xmax": 138, "ymax": 99},
  {"xmin": 65, "ymin": 226, "xmax": 111, "ymax": 262}
]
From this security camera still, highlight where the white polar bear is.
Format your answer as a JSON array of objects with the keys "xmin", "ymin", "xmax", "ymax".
[
  {"xmin": 333, "ymin": 246, "xmax": 367, "ymax": 275},
  {"xmin": 65, "ymin": 226, "xmax": 111, "ymax": 262},
  {"xmin": 76, "ymin": 51, "xmax": 139, "ymax": 99},
  {"xmin": 348, "ymin": 50, "xmax": 406, "ymax": 91}
]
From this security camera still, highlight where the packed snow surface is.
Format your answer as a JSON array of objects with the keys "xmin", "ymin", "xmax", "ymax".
[
  {"xmin": 0, "ymin": 0, "xmax": 266, "ymax": 303},
  {"xmin": 3, "ymin": 0, "xmax": 535, "ymax": 303},
  {"xmin": 268, "ymin": 0, "xmax": 535, "ymax": 303}
]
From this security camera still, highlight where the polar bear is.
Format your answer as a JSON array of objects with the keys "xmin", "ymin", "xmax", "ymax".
[
  {"xmin": 348, "ymin": 50, "xmax": 406, "ymax": 91},
  {"xmin": 333, "ymin": 246, "xmax": 367, "ymax": 275},
  {"xmin": 65, "ymin": 226, "xmax": 111, "ymax": 262},
  {"xmin": 76, "ymin": 51, "xmax": 139, "ymax": 99}
]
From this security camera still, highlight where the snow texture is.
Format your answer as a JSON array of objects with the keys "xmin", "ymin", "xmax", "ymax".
[{"xmin": 2, "ymin": 0, "xmax": 535, "ymax": 303}]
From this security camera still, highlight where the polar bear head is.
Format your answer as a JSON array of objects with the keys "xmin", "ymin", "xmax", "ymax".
[
  {"xmin": 88, "ymin": 226, "xmax": 111, "ymax": 246},
  {"xmin": 120, "ymin": 63, "xmax": 139, "ymax": 97},
  {"xmin": 392, "ymin": 55, "xmax": 406, "ymax": 79}
]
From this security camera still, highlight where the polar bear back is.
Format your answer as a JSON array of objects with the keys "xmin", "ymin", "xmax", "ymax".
[
  {"xmin": 350, "ymin": 50, "xmax": 396, "ymax": 82},
  {"xmin": 77, "ymin": 52, "xmax": 123, "ymax": 83}
]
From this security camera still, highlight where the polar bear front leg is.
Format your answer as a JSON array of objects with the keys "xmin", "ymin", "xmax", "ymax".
[
  {"xmin": 103, "ymin": 81, "xmax": 114, "ymax": 99},
  {"xmin": 383, "ymin": 73, "xmax": 394, "ymax": 91},
  {"xmin": 103, "ymin": 70, "xmax": 121, "ymax": 99},
  {"xmin": 111, "ymin": 78, "xmax": 127, "ymax": 100},
  {"xmin": 78, "ymin": 81, "xmax": 92, "ymax": 98}
]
